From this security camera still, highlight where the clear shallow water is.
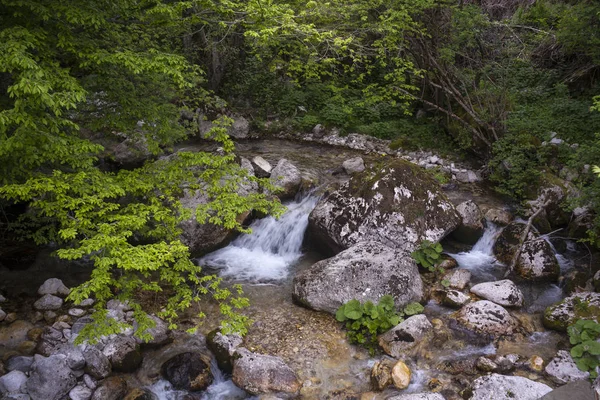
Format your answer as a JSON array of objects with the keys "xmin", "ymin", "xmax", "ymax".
[{"xmin": 199, "ymin": 195, "xmax": 319, "ymax": 282}]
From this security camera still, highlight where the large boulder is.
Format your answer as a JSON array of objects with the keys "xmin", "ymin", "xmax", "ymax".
[
  {"xmin": 26, "ymin": 354, "xmax": 77, "ymax": 400},
  {"xmin": 83, "ymin": 347, "xmax": 111, "ymax": 379},
  {"xmin": 453, "ymin": 200, "xmax": 485, "ymax": 244},
  {"xmin": 232, "ymin": 348, "xmax": 301, "ymax": 395},
  {"xmin": 545, "ymin": 350, "xmax": 590, "ymax": 384},
  {"xmin": 543, "ymin": 292, "xmax": 600, "ymax": 331},
  {"xmin": 493, "ymin": 222, "xmax": 560, "ymax": 281},
  {"xmin": 378, "ymin": 315, "xmax": 433, "ymax": 358},
  {"xmin": 269, "ymin": 159, "xmax": 302, "ymax": 199},
  {"xmin": 161, "ymin": 352, "xmax": 213, "ymax": 391},
  {"xmin": 527, "ymin": 174, "xmax": 576, "ymax": 230},
  {"xmin": 470, "ymin": 280, "xmax": 524, "ymax": 307},
  {"xmin": 293, "ymin": 241, "xmax": 423, "ymax": 314},
  {"xmin": 207, "ymin": 331, "xmax": 242, "ymax": 373},
  {"xmin": 468, "ymin": 373, "xmax": 552, "ymax": 400},
  {"xmin": 453, "ymin": 300, "xmax": 519, "ymax": 337},
  {"xmin": 308, "ymin": 159, "xmax": 461, "ymax": 255},
  {"xmin": 102, "ymin": 335, "xmax": 142, "ymax": 372}
]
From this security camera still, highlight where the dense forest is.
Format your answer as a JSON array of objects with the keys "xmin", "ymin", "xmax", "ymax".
[{"xmin": 1, "ymin": 0, "xmax": 599, "ymax": 341}]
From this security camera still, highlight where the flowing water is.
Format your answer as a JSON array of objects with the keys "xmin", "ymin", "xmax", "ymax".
[
  {"xmin": 449, "ymin": 223, "xmax": 504, "ymax": 283},
  {"xmin": 200, "ymin": 195, "xmax": 319, "ymax": 282}
]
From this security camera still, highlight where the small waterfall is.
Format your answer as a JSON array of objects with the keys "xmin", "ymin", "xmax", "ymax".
[
  {"xmin": 200, "ymin": 195, "xmax": 319, "ymax": 281},
  {"xmin": 450, "ymin": 223, "xmax": 503, "ymax": 282}
]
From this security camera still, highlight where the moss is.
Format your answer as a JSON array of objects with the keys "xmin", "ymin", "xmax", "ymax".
[{"xmin": 543, "ymin": 296, "xmax": 600, "ymax": 331}]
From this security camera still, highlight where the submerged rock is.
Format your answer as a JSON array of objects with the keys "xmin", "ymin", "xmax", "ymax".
[
  {"xmin": 232, "ymin": 348, "xmax": 301, "ymax": 395},
  {"xmin": 293, "ymin": 241, "xmax": 423, "ymax": 314},
  {"xmin": 470, "ymin": 280, "xmax": 524, "ymax": 307},
  {"xmin": 308, "ymin": 158, "xmax": 460, "ymax": 255},
  {"xmin": 543, "ymin": 292, "xmax": 600, "ymax": 331},
  {"xmin": 270, "ymin": 158, "xmax": 302, "ymax": 199},
  {"xmin": 378, "ymin": 315, "xmax": 433, "ymax": 358},
  {"xmin": 371, "ymin": 359, "xmax": 394, "ymax": 391},
  {"xmin": 545, "ymin": 350, "xmax": 590, "ymax": 384},
  {"xmin": 161, "ymin": 352, "xmax": 213, "ymax": 391},
  {"xmin": 453, "ymin": 200, "xmax": 485, "ymax": 244},
  {"xmin": 454, "ymin": 300, "xmax": 519, "ymax": 337},
  {"xmin": 469, "ymin": 373, "xmax": 552, "ymax": 400}
]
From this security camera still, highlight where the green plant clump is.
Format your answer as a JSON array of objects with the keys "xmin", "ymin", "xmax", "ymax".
[
  {"xmin": 568, "ymin": 319, "xmax": 600, "ymax": 378},
  {"xmin": 411, "ymin": 240, "xmax": 444, "ymax": 272},
  {"xmin": 335, "ymin": 295, "xmax": 424, "ymax": 354}
]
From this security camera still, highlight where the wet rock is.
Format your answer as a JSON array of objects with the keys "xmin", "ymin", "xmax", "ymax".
[
  {"xmin": 476, "ymin": 356, "xmax": 497, "ymax": 372},
  {"xmin": 445, "ymin": 269, "xmax": 471, "ymax": 290},
  {"xmin": 251, "ymin": 156, "xmax": 272, "ymax": 178},
  {"xmin": 83, "ymin": 346, "xmax": 111, "ymax": 379},
  {"xmin": 454, "ymin": 300, "xmax": 519, "ymax": 337},
  {"xmin": 37, "ymin": 278, "xmax": 70, "ymax": 297},
  {"xmin": 270, "ymin": 159, "xmax": 302, "ymax": 199},
  {"xmin": 134, "ymin": 315, "xmax": 171, "ymax": 347},
  {"xmin": 27, "ymin": 354, "xmax": 77, "ymax": 400},
  {"xmin": 5, "ymin": 356, "xmax": 33, "ymax": 373},
  {"xmin": 293, "ymin": 241, "xmax": 423, "ymax": 314},
  {"xmin": 528, "ymin": 355, "xmax": 544, "ymax": 372},
  {"xmin": 438, "ymin": 256, "xmax": 458, "ymax": 270},
  {"xmin": 469, "ymin": 373, "xmax": 552, "ymax": 400},
  {"xmin": 391, "ymin": 360, "xmax": 411, "ymax": 390},
  {"xmin": 161, "ymin": 352, "xmax": 213, "ymax": 391},
  {"xmin": 543, "ymin": 292, "xmax": 600, "ymax": 331},
  {"xmin": 207, "ymin": 330, "xmax": 242, "ymax": 373},
  {"xmin": 543, "ymin": 380, "xmax": 595, "ymax": 400},
  {"xmin": 443, "ymin": 290, "xmax": 470, "ymax": 308},
  {"xmin": 90, "ymin": 376, "xmax": 127, "ymax": 400},
  {"xmin": 102, "ymin": 335, "xmax": 142, "ymax": 372},
  {"xmin": 387, "ymin": 394, "xmax": 445, "ymax": 400},
  {"xmin": 308, "ymin": 158, "xmax": 460, "ymax": 256},
  {"xmin": 342, "ymin": 157, "xmax": 365, "ymax": 174},
  {"xmin": 0, "ymin": 370, "xmax": 27, "ymax": 396},
  {"xmin": 33, "ymin": 294, "xmax": 63, "ymax": 311},
  {"xmin": 0, "ymin": 320, "xmax": 34, "ymax": 350},
  {"xmin": 123, "ymin": 388, "xmax": 158, "ymax": 400},
  {"xmin": 470, "ymin": 280, "xmax": 524, "ymax": 307},
  {"xmin": 371, "ymin": 359, "xmax": 393, "ymax": 390},
  {"xmin": 0, "ymin": 294, "xmax": 5, "ymax": 302},
  {"xmin": 69, "ymin": 384, "xmax": 93, "ymax": 400},
  {"xmin": 453, "ymin": 200, "xmax": 485, "ymax": 244},
  {"xmin": 378, "ymin": 315, "xmax": 433, "ymax": 357},
  {"xmin": 545, "ymin": 350, "xmax": 589, "ymax": 384},
  {"xmin": 485, "ymin": 208, "xmax": 513, "ymax": 226},
  {"xmin": 232, "ymin": 348, "xmax": 301, "ymax": 395},
  {"xmin": 493, "ymin": 222, "xmax": 560, "ymax": 281}
]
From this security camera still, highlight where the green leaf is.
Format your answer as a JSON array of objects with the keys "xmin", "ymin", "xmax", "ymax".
[
  {"xmin": 379, "ymin": 295, "xmax": 395, "ymax": 311},
  {"xmin": 584, "ymin": 340, "xmax": 600, "ymax": 356},
  {"xmin": 571, "ymin": 344, "xmax": 585, "ymax": 358},
  {"xmin": 335, "ymin": 306, "xmax": 347, "ymax": 322},
  {"xmin": 404, "ymin": 302, "xmax": 424, "ymax": 316}
]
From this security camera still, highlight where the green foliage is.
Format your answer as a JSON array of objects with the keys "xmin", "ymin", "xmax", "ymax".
[
  {"xmin": 568, "ymin": 319, "xmax": 600, "ymax": 379},
  {"xmin": 411, "ymin": 240, "xmax": 444, "ymax": 272},
  {"xmin": 335, "ymin": 295, "xmax": 423, "ymax": 354}
]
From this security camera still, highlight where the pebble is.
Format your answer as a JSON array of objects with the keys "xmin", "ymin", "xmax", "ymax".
[
  {"xmin": 68, "ymin": 308, "xmax": 86, "ymax": 317},
  {"xmin": 391, "ymin": 361, "xmax": 411, "ymax": 390}
]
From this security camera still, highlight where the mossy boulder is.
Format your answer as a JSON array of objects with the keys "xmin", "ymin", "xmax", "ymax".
[
  {"xmin": 308, "ymin": 159, "xmax": 460, "ymax": 255},
  {"xmin": 543, "ymin": 292, "xmax": 600, "ymax": 331}
]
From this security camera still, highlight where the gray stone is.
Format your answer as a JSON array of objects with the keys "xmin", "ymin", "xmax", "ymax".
[
  {"xmin": 0, "ymin": 294, "xmax": 5, "ymax": 302},
  {"xmin": 2, "ymin": 394, "xmax": 31, "ymax": 400},
  {"xmin": 0, "ymin": 309, "xmax": 5, "ymax": 322},
  {"xmin": 470, "ymin": 280, "xmax": 524, "ymax": 307},
  {"xmin": 312, "ymin": 124, "xmax": 326, "ymax": 138},
  {"xmin": 26, "ymin": 354, "xmax": 77, "ymax": 400},
  {"xmin": 485, "ymin": 208, "xmax": 513, "ymax": 225},
  {"xmin": 53, "ymin": 344, "xmax": 86, "ymax": 370},
  {"xmin": 270, "ymin": 158, "xmax": 302, "ymax": 199},
  {"xmin": 542, "ymin": 380, "xmax": 595, "ymax": 400},
  {"xmin": 543, "ymin": 292, "xmax": 600, "ymax": 331},
  {"xmin": 342, "ymin": 157, "xmax": 365, "ymax": 174},
  {"xmin": 293, "ymin": 241, "xmax": 423, "ymax": 314},
  {"xmin": 455, "ymin": 170, "xmax": 481, "ymax": 183},
  {"xmin": 90, "ymin": 376, "xmax": 127, "ymax": 400},
  {"xmin": 37, "ymin": 278, "xmax": 70, "ymax": 297},
  {"xmin": 83, "ymin": 346, "xmax": 111, "ymax": 379},
  {"xmin": 0, "ymin": 370, "xmax": 28, "ymax": 395},
  {"xmin": 228, "ymin": 115, "xmax": 250, "ymax": 139},
  {"xmin": 308, "ymin": 159, "xmax": 460, "ymax": 255},
  {"xmin": 443, "ymin": 290, "xmax": 470, "ymax": 308},
  {"xmin": 102, "ymin": 335, "xmax": 142, "ymax": 372},
  {"xmin": 454, "ymin": 300, "xmax": 519, "ymax": 337},
  {"xmin": 79, "ymin": 299, "xmax": 94, "ymax": 307},
  {"xmin": 68, "ymin": 308, "xmax": 86, "ymax": 317},
  {"xmin": 387, "ymin": 394, "xmax": 445, "ymax": 400},
  {"xmin": 134, "ymin": 315, "xmax": 170, "ymax": 347},
  {"xmin": 83, "ymin": 375, "xmax": 97, "ymax": 390},
  {"xmin": 161, "ymin": 352, "xmax": 212, "ymax": 391},
  {"xmin": 378, "ymin": 315, "xmax": 433, "ymax": 358},
  {"xmin": 5, "ymin": 356, "xmax": 33, "ymax": 373},
  {"xmin": 232, "ymin": 348, "xmax": 301, "ymax": 395},
  {"xmin": 453, "ymin": 200, "xmax": 485, "ymax": 244},
  {"xmin": 33, "ymin": 294, "xmax": 63, "ymax": 311},
  {"xmin": 469, "ymin": 374, "xmax": 552, "ymax": 400},
  {"xmin": 68, "ymin": 384, "xmax": 93, "ymax": 400},
  {"xmin": 207, "ymin": 331, "xmax": 242, "ymax": 373},
  {"xmin": 545, "ymin": 350, "xmax": 589, "ymax": 384},
  {"xmin": 445, "ymin": 269, "xmax": 471, "ymax": 290},
  {"xmin": 251, "ymin": 156, "xmax": 272, "ymax": 178}
]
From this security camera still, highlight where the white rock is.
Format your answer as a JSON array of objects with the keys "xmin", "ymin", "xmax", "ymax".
[
  {"xmin": 545, "ymin": 350, "xmax": 589, "ymax": 384},
  {"xmin": 455, "ymin": 300, "xmax": 519, "ymax": 337},
  {"xmin": 387, "ymin": 394, "xmax": 445, "ymax": 400},
  {"xmin": 470, "ymin": 280, "xmax": 524, "ymax": 307},
  {"xmin": 469, "ymin": 373, "xmax": 552, "ymax": 400},
  {"xmin": 446, "ymin": 269, "xmax": 471, "ymax": 290},
  {"xmin": 69, "ymin": 384, "xmax": 93, "ymax": 400},
  {"xmin": 443, "ymin": 290, "xmax": 470, "ymax": 308},
  {"xmin": 0, "ymin": 370, "xmax": 28, "ymax": 395},
  {"xmin": 68, "ymin": 308, "xmax": 86, "ymax": 317},
  {"xmin": 342, "ymin": 157, "xmax": 365, "ymax": 174},
  {"xmin": 379, "ymin": 315, "xmax": 432, "ymax": 357},
  {"xmin": 251, "ymin": 156, "xmax": 272, "ymax": 178}
]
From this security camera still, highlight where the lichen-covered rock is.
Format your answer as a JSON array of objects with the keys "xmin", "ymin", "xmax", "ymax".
[
  {"xmin": 342, "ymin": 157, "xmax": 365, "ymax": 174},
  {"xmin": 470, "ymin": 280, "xmax": 524, "ymax": 307},
  {"xmin": 270, "ymin": 159, "xmax": 302, "ymax": 199},
  {"xmin": 485, "ymin": 208, "xmax": 513, "ymax": 226},
  {"xmin": 468, "ymin": 373, "xmax": 552, "ymax": 400},
  {"xmin": 33, "ymin": 294, "xmax": 63, "ymax": 311},
  {"xmin": 443, "ymin": 290, "xmax": 470, "ymax": 308},
  {"xmin": 453, "ymin": 200, "xmax": 485, "ymax": 244},
  {"xmin": 544, "ymin": 292, "xmax": 600, "ymax": 331},
  {"xmin": 207, "ymin": 330, "xmax": 242, "ymax": 373},
  {"xmin": 445, "ymin": 269, "xmax": 471, "ymax": 290},
  {"xmin": 454, "ymin": 300, "xmax": 519, "ymax": 337},
  {"xmin": 378, "ymin": 315, "xmax": 433, "ymax": 358},
  {"xmin": 293, "ymin": 241, "xmax": 423, "ymax": 314},
  {"xmin": 37, "ymin": 278, "xmax": 70, "ymax": 297},
  {"xmin": 161, "ymin": 352, "xmax": 212, "ymax": 391},
  {"xmin": 102, "ymin": 335, "xmax": 142, "ymax": 372},
  {"xmin": 232, "ymin": 348, "xmax": 301, "ymax": 395},
  {"xmin": 493, "ymin": 222, "xmax": 560, "ymax": 281},
  {"xmin": 545, "ymin": 350, "xmax": 589, "ymax": 384},
  {"xmin": 26, "ymin": 354, "xmax": 77, "ymax": 400},
  {"xmin": 308, "ymin": 159, "xmax": 460, "ymax": 255}
]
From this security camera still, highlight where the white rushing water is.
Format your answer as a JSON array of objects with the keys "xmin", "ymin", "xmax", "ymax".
[
  {"xmin": 450, "ymin": 223, "xmax": 503, "ymax": 282},
  {"xmin": 200, "ymin": 195, "xmax": 319, "ymax": 281}
]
